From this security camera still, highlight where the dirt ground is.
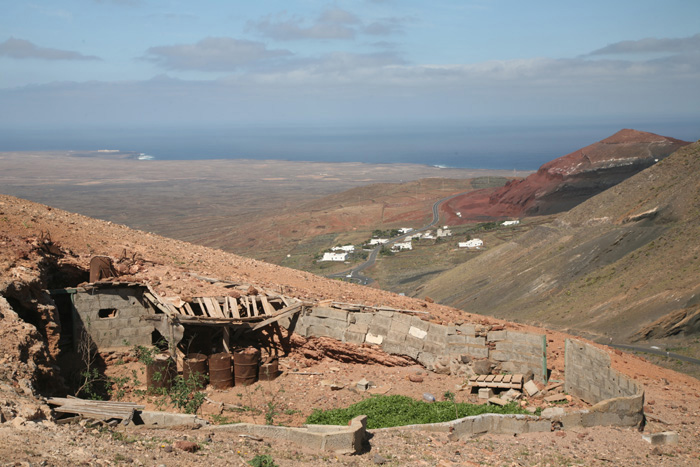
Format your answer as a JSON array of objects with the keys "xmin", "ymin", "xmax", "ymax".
[{"xmin": 1, "ymin": 193, "xmax": 700, "ymax": 466}]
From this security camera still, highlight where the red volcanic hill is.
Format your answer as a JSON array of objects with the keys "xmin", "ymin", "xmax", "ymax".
[{"xmin": 444, "ymin": 129, "xmax": 690, "ymax": 223}]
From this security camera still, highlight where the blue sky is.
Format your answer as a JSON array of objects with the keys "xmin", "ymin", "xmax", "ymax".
[{"xmin": 1, "ymin": 0, "xmax": 700, "ymax": 133}]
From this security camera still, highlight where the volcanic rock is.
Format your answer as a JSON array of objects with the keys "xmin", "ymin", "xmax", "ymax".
[{"xmin": 445, "ymin": 129, "xmax": 690, "ymax": 222}]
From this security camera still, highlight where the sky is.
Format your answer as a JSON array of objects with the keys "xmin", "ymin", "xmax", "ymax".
[{"xmin": 1, "ymin": 0, "xmax": 699, "ymax": 139}]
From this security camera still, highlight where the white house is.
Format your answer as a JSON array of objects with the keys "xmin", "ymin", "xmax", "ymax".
[
  {"xmin": 369, "ymin": 238, "xmax": 389, "ymax": 245},
  {"xmin": 321, "ymin": 252, "xmax": 348, "ymax": 262},
  {"xmin": 456, "ymin": 212, "xmax": 462, "ymax": 218},
  {"xmin": 421, "ymin": 231, "xmax": 435, "ymax": 240},
  {"xmin": 398, "ymin": 227, "xmax": 414, "ymax": 234},
  {"xmin": 458, "ymin": 238, "xmax": 483, "ymax": 249},
  {"xmin": 332, "ymin": 245, "xmax": 355, "ymax": 252},
  {"xmin": 502, "ymin": 220, "xmax": 520, "ymax": 226},
  {"xmin": 391, "ymin": 241, "xmax": 413, "ymax": 251}
]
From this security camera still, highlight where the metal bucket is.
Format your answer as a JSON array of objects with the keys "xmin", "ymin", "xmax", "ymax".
[
  {"xmin": 183, "ymin": 353, "xmax": 208, "ymax": 387},
  {"xmin": 234, "ymin": 348, "xmax": 260, "ymax": 386},
  {"xmin": 258, "ymin": 357, "xmax": 279, "ymax": 381},
  {"xmin": 208, "ymin": 352, "xmax": 233, "ymax": 389},
  {"xmin": 147, "ymin": 355, "xmax": 176, "ymax": 391}
]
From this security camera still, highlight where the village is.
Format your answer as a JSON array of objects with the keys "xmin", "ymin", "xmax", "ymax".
[{"xmin": 318, "ymin": 220, "xmax": 521, "ymax": 263}]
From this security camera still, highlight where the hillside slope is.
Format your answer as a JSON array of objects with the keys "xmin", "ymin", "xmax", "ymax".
[
  {"xmin": 419, "ymin": 140, "xmax": 700, "ymax": 345},
  {"xmin": 443, "ymin": 129, "xmax": 690, "ymax": 222}
]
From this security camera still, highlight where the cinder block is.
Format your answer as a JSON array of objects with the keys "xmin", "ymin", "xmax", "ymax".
[
  {"xmin": 370, "ymin": 314, "xmax": 392, "ymax": 330},
  {"xmin": 347, "ymin": 323, "xmax": 369, "ymax": 334},
  {"xmin": 506, "ymin": 331, "xmax": 545, "ymax": 347},
  {"xmin": 404, "ymin": 335, "xmax": 425, "ymax": 351},
  {"xmin": 465, "ymin": 336, "xmax": 486, "ymax": 346},
  {"xmin": 377, "ymin": 310, "xmax": 395, "ymax": 318},
  {"xmin": 410, "ymin": 317, "xmax": 430, "ymax": 332},
  {"xmin": 422, "ymin": 341, "xmax": 446, "ymax": 356},
  {"xmin": 464, "ymin": 345, "xmax": 489, "ymax": 359},
  {"xmin": 487, "ymin": 330, "xmax": 508, "ymax": 342},
  {"xmin": 343, "ymin": 330, "xmax": 365, "ymax": 345},
  {"xmin": 447, "ymin": 334, "xmax": 467, "ymax": 345},
  {"xmin": 385, "ymin": 331, "xmax": 407, "ymax": 345},
  {"xmin": 365, "ymin": 332, "xmax": 383, "ymax": 345},
  {"xmin": 408, "ymin": 326, "xmax": 428, "ymax": 339},
  {"xmin": 311, "ymin": 306, "xmax": 349, "ymax": 322},
  {"xmin": 389, "ymin": 317, "xmax": 411, "ymax": 334},
  {"xmin": 478, "ymin": 388, "xmax": 494, "ymax": 399},
  {"xmin": 352, "ymin": 313, "xmax": 373, "ymax": 326},
  {"xmin": 416, "ymin": 352, "xmax": 436, "ymax": 369}
]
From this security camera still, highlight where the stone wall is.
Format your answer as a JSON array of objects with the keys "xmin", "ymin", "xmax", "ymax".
[
  {"xmin": 72, "ymin": 286, "xmax": 153, "ymax": 350},
  {"xmin": 564, "ymin": 338, "xmax": 642, "ymax": 404},
  {"xmin": 282, "ymin": 307, "xmax": 546, "ymax": 380}
]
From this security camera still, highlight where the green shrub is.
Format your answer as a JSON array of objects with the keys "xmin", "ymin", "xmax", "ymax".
[{"xmin": 305, "ymin": 394, "xmax": 528, "ymax": 429}]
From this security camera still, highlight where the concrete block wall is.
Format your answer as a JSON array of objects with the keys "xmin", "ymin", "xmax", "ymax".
[
  {"xmin": 73, "ymin": 287, "xmax": 153, "ymax": 349},
  {"xmin": 564, "ymin": 339, "xmax": 642, "ymax": 405},
  {"xmin": 285, "ymin": 307, "xmax": 544, "ymax": 378},
  {"xmin": 488, "ymin": 330, "xmax": 547, "ymax": 382}
]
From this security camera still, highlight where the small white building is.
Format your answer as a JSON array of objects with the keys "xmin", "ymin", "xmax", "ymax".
[
  {"xmin": 391, "ymin": 241, "xmax": 413, "ymax": 251},
  {"xmin": 332, "ymin": 245, "xmax": 355, "ymax": 252},
  {"xmin": 502, "ymin": 220, "xmax": 520, "ymax": 226},
  {"xmin": 398, "ymin": 228, "xmax": 414, "ymax": 234},
  {"xmin": 321, "ymin": 252, "xmax": 348, "ymax": 262},
  {"xmin": 456, "ymin": 212, "xmax": 462, "ymax": 218},
  {"xmin": 437, "ymin": 228, "xmax": 452, "ymax": 238},
  {"xmin": 369, "ymin": 238, "xmax": 389, "ymax": 245},
  {"xmin": 458, "ymin": 238, "xmax": 483, "ymax": 249},
  {"xmin": 421, "ymin": 231, "xmax": 435, "ymax": 240}
]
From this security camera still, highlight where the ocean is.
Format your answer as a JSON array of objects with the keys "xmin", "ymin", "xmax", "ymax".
[{"xmin": 2, "ymin": 119, "xmax": 697, "ymax": 171}]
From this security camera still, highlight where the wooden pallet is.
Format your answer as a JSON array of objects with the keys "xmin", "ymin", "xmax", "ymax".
[{"xmin": 468, "ymin": 374, "xmax": 523, "ymax": 390}]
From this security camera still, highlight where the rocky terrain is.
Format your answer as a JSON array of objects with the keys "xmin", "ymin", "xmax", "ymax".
[
  {"xmin": 443, "ymin": 129, "xmax": 690, "ymax": 223},
  {"xmin": 1, "ymin": 189, "xmax": 700, "ymax": 465}
]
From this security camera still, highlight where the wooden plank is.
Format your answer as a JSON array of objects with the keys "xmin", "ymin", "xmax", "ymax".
[
  {"xmin": 229, "ymin": 297, "xmax": 241, "ymax": 319},
  {"xmin": 485, "ymin": 375, "xmax": 495, "ymax": 383},
  {"xmin": 512, "ymin": 375, "xmax": 523, "ymax": 384},
  {"xmin": 223, "ymin": 298, "xmax": 230, "ymax": 318},
  {"xmin": 183, "ymin": 303, "xmax": 195, "ymax": 317},
  {"xmin": 493, "ymin": 375, "xmax": 503, "ymax": 383},
  {"xmin": 503, "ymin": 375, "xmax": 512, "ymax": 383},
  {"xmin": 260, "ymin": 294, "xmax": 274, "ymax": 316},
  {"xmin": 476, "ymin": 375, "xmax": 488, "ymax": 383},
  {"xmin": 250, "ymin": 304, "xmax": 303, "ymax": 331},
  {"xmin": 203, "ymin": 297, "xmax": 220, "ymax": 318},
  {"xmin": 210, "ymin": 298, "xmax": 225, "ymax": 318}
]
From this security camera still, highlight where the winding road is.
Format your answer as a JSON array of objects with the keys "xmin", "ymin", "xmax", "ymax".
[{"xmin": 328, "ymin": 190, "xmax": 471, "ymax": 285}]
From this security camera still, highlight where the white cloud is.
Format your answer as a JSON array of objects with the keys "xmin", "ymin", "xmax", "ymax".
[
  {"xmin": 0, "ymin": 37, "xmax": 100, "ymax": 61},
  {"xmin": 142, "ymin": 37, "xmax": 292, "ymax": 71},
  {"xmin": 249, "ymin": 7, "xmax": 407, "ymax": 41},
  {"xmin": 589, "ymin": 33, "xmax": 700, "ymax": 56}
]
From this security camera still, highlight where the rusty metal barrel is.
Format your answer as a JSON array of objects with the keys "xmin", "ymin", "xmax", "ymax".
[
  {"xmin": 234, "ymin": 348, "xmax": 260, "ymax": 386},
  {"xmin": 208, "ymin": 352, "xmax": 233, "ymax": 389},
  {"xmin": 183, "ymin": 353, "xmax": 208, "ymax": 387},
  {"xmin": 258, "ymin": 357, "xmax": 279, "ymax": 381},
  {"xmin": 147, "ymin": 355, "xmax": 176, "ymax": 391}
]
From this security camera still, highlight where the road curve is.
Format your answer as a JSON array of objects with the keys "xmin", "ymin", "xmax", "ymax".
[{"xmin": 327, "ymin": 190, "xmax": 472, "ymax": 285}]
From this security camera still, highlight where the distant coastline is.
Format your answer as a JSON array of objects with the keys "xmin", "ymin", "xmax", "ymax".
[{"xmin": 1, "ymin": 120, "xmax": 697, "ymax": 171}]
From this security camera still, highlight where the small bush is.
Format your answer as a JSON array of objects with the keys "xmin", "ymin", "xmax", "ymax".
[{"xmin": 306, "ymin": 394, "xmax": 529, "ymax": 429}]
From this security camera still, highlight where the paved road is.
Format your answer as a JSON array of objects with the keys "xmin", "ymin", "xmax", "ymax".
[
  {"xmin": 607, "ymin": 343, "xmax": 700, "ymax": 366},
  {"xmin": 328, "ymin": 190, "xmax": 472, "ymax": 286}
]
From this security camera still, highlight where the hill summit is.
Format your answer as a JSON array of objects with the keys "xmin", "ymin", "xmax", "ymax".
[{"xmin": 445, "ymin": 129, "xmax": 690, "ymax": 222}]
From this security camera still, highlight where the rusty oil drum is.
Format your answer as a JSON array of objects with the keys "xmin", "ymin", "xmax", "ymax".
[
  {"xmin": 146, "ymin": 355, "xmax": 176, "ymax": 391},
  {"xmin": 208, "ymin": 352, "xmax": 233, "ymax": 389},
  {"xmin": 234, "ymin": 348, "xmax": 260, "ymax": 386},
  {"xmin": 183, "ymin": 353, "xmax": 208, "ymax": 387},
  {"xmin": 258, "ymin": 357, "xmax": 279, "ymax": 381}
]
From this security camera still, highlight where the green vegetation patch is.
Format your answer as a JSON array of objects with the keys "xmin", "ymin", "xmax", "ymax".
[{"xmin": 305, "ymin": 394, "xmax": 529, "ymax": 429}]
